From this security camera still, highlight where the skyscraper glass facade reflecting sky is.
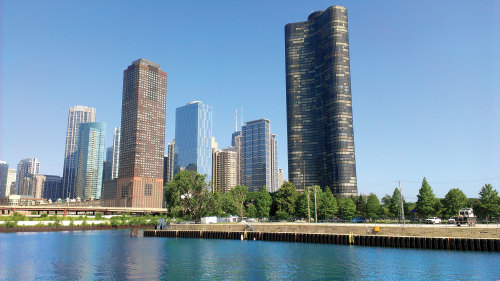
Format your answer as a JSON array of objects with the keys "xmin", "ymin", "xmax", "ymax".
[
  {"xmin": 175, "ymin": 101, "xmax": 213, "ymax": 182},
  {"xmin": 75, "ymin": 122, "xmax": 105, "ymax": 200},
  {"xmin": 241, "ymin": 119, "xmax": 272, "ymax": 192}
]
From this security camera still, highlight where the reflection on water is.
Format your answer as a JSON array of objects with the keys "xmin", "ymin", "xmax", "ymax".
[{"xmin": 0, "ymin": 230, "xmax": 499, "ymax": 280}]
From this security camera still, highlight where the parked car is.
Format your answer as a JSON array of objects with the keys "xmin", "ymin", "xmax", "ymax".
[
  {"xmin": 425, "ymin": 217, "xmax": 441, "ymax": 224},
  {"xmin": 351, "ymin": 217, "xmax": 366, "ymax": 223},
  {"xmin": 447, "ymin": 218, "xmax": 456, "ymax": 224}
]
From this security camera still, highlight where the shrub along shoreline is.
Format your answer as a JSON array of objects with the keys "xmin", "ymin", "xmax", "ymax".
[{"xmin": 0, "ymin": 224, "xmax": 154, "ymax": 233}]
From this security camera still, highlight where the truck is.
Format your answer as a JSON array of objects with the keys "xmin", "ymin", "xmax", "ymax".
[
  {"xmin": 201, "ymin": 216, "xmax": 217, "ymax": 224},
  {"xmin": 453, "ymin": 208, "xmax": 476, "ymax": 227},
  {"xmin": 425, "ymin": 217, "xmax": 441, "ymax": 224}
]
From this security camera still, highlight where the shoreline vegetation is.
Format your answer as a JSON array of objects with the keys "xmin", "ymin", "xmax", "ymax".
[
  {"xmin": 0, "ymin": 212, "xmax": 161, "ymax": 228},
  {"xmin": 165, "ymin": 171, "xmax": 500, "ymax": 223},
  {"xmin": 0, "ymin": 224, "xmax": 154, "ymax": 233}
]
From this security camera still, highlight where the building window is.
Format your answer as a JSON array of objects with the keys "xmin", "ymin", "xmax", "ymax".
[
  {"xmin": 121, "ymin": 183, "xmax": 129, "ymax": 198},
  {"xmin": 144, "ymin": 183, "xmax": 152, "ymax": 196}
]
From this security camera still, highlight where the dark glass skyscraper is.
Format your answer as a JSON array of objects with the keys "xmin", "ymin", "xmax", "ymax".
[{"xmin": 285, "ymin": 6, "xmax": 357, "ymax": 196}]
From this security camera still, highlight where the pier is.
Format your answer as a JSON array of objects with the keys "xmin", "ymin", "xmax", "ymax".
[{"xmin": 143, "ymin": 223, "xmax": 500, "ymax": 252}]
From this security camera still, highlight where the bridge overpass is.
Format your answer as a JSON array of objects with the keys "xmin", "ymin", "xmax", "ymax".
[{"xmin": 0, "ymin": 205, "xmax": 168, "ymax": 216}]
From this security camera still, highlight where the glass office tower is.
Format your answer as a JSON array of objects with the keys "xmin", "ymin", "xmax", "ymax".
[
  {"xmin": 62, "ymin": 106, "xmax": 96, "ymax": 199},
  {"xmin": 285, "ymin": 5, "xmax": 357, "ymax": 196},
  {"xmin": 241, "ymin": 119, "xmax": 273, "ymax": 192},
  {"xmin": 174, "ymin": 101, "xmax": 213, "ymax": 181},
  {"xmin": 75, "ymin": 122, "xmax": 106, "ymax": 200}
]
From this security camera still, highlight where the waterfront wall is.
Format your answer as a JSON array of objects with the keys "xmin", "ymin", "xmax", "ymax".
[
  {"xmin": 144, "ymin": 229, "xmax": 500, "ymax": 252},
  {"xmin": 161, "ymin": 223, "xmax": 500, "ymax": 239}
]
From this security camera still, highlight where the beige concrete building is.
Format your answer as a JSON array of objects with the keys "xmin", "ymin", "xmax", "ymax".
[
  {"xmin": 212, "ymin": 148, "xmax": 238, "ymax": 193},
  {"xmin": 24, "ymin": 174, "xmax": 46, "ymax": 199}
]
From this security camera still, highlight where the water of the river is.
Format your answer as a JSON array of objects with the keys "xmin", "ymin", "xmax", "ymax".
[{"xmin": 0, "ymin": 230, "xmax": 498, "ymax": 280}]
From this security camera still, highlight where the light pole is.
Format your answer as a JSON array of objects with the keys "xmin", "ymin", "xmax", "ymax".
[
  {"xmin": 314, "ymin": 186, "xmax": 317, "ymax": 223},
  {"xmin": 307, "ymin": 187, "xmax": 311, "ymax": 223}
]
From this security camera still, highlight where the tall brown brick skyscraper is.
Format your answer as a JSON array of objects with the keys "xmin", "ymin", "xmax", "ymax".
[{"xmin": 103, "ymin": 58, "xmax": 167, "ymax": 208}]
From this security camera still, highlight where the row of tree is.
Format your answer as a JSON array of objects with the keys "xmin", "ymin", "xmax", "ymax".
[
  {"xmin": 413, "ymin": 177, "xmax": 499, "ymax": 221},
  {"xmin": 164, "ymin": 171, "xmax": 500, "ymax": 221}
]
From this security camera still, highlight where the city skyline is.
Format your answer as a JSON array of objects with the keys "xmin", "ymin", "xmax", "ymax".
[{"xmin": 1, "ymin": 1, "xmax": 498, "ymax": 199}]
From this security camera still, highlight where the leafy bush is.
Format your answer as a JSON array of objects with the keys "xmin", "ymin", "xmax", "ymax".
[
  {"xmin": 110, "ymin": 216, "xmax": 122, "ymax": 227},
  {"xmin": 148, "ymin": 217, "xmax": 159, "ymax": 226},
  {"xmin": 40, "ymin": 213, "xmax": 48, "ymax": 218},
  {"xmin": 4, "ymin": 217, "xmax": 18, "ymax": 228},
  {"xmin": 95, "ymin": 212, "xmax": 103, "ymax": 220},
  {"xmin": 12, "ymin": 212, "xmax": 27, "ymax": 221}
]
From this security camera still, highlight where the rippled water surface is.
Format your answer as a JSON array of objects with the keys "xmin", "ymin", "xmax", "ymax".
[{"xmin": 0, "ymin": 230, "xmax": 499, "ymax": 280}]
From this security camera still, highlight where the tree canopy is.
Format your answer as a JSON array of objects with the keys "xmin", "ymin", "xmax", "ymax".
[
  {"xmin": 366, "ymin": 193, "xmax": 381, "ymax": 219},
  {"xmin": 416, "ymin": 177, "xmax": 437, "ymax": 218},
  {"xmin": 478, "ymin": 184, "xmax": 499, "ymax": 221},
  {"xmin": 442, "ymin": 188, "xmax": 468, "ymax": 219}
]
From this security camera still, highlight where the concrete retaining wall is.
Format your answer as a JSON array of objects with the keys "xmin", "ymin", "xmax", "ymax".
[
  {"xmin": 164, "ymin": 223, "xmax": 500, "ymax": 239},
  {"xmin": 144, "ymin": 229, "xmax": 500, "ymax": 252}
]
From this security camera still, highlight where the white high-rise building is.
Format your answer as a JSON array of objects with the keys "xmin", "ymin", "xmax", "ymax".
[
  {"xmin": 111, "ymin": 127, "xmax": 121, "ymax": 179},
  {"xmin": 16, "ymin": 158, "xmax": 40, "ymax": 195},
  {"xmin": 271, "ymin": 134, "xmax": 278, "ymax": 192},
  {"xmin": 62, "ymin": 105, "xmax": 96, "ymax": 199},
  {"xmin": 6, "ymin": 169, "xmax": 16, "ymax": 196}
]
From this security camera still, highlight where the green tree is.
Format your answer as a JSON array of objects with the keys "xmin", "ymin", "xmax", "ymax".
[
  {"xmin": 318, "ymin": 187, "xmax": 338, "ymax": 220},
  {"xmin": 366, "ymin": 193, "xmax": 381, "ymax": 219},
  {"xmin": 389, "ymin": 188, "xmax": 404, "ymax": 218},
  {"xmin": 226, "ymin": 185, "xmax": 248, "ymax": 219},
  {"xmin": 164, "ymin": 170, "xmax": 209, "ymax": 219},
  {"xmin": 295, "ymin": 193, "xmax": 311, "ymax": 219},
  {"xmin": 274, "ymin": 182, "xmax": 299, "ymax": 218},
  {"xmin": 478, "ymin": 184, "xmax": 500, "ymax": 221},
  {"xmin": 246, "ymin": 204, "xmax": 257, "ymax": 218},
  {"xmin": 205, "ymin": 191, "xmax": 224, "ymax": 217},
  {"xmin": 442, "ymin": 188, "xmax": 468, "ymax": 219},
  {"xmin": 255, "ymin": 188, "xmax": 272, "ymax": 218},
  {"xmin": 381, "ymin": 194, "xmax": 392, "ymax": 206},
  {"xmin": 339, "ymin": 197, "xmax": 356, "ymax": 220},
  {"xmin": 354, "ymin": 195, "xmax": 367, "ymax": 218},
  {"xmin": 416, "ymin": 177, "xmax": 437, "ymax": 218}
]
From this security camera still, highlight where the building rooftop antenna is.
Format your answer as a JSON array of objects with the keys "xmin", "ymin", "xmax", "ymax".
[
  {"xmin": 240, "ymin": 106, "xmax": 243, "ymax": 129},
  {"xmin": 235, "ymin": 108, "xmax": 238, "ymax": 132}
]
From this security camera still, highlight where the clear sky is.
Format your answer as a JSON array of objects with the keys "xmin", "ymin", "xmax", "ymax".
[{"xmin": 1, "ymin": 1, "xmax": 498, "ymax": 200}]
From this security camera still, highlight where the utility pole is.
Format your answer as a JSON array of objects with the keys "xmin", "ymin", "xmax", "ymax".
[
  {"xmin": 304, "ymin": 160, "xmax": 310, "ymax": 223},
  {"xmin": 314, "ymin": 186, "xmax": 318, "ymax": 223},
  {"xmin": 399, "ymin": 180, "xmax": 405, "ymax": 226}
]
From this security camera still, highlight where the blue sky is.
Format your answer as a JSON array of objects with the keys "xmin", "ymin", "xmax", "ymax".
[{"xmin": 1, "ymin": 1, "xmax": 498, "ymax": 200}]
